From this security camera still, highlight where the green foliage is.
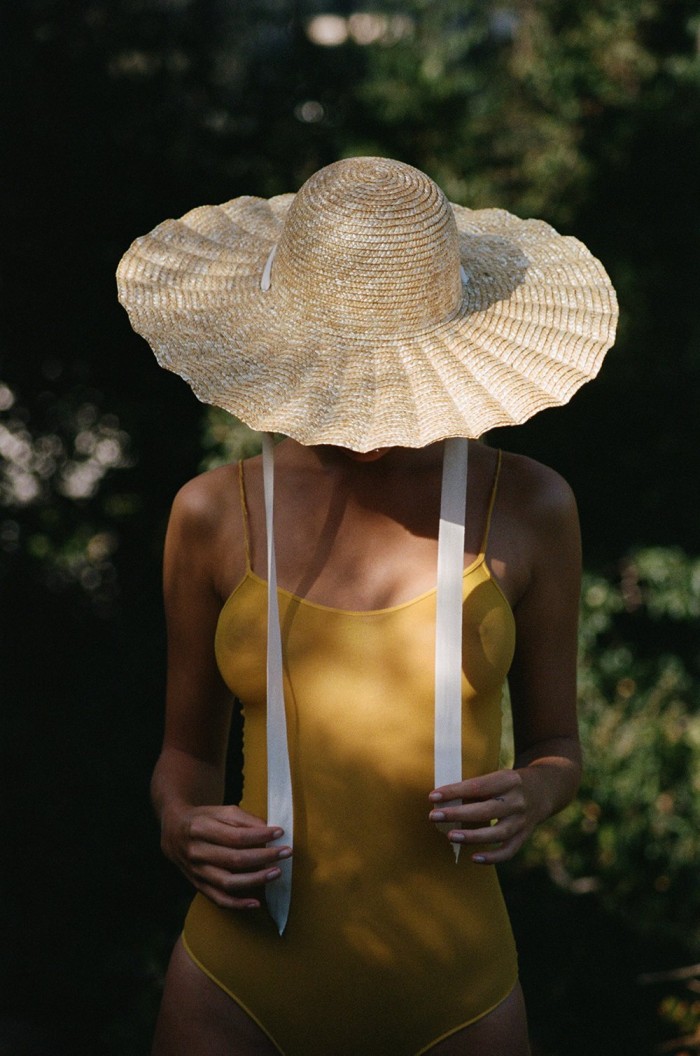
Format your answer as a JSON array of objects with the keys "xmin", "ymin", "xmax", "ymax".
[
  {"xmin": 520, "ymin": 547, "xmax": 700, "ymax": 947},
  {"xmin": 199, "ymin": 408, "xmax": 264, "ymax": 470},
  {"xmin": 0, "ymin": 380, "xmax": 134, "ymax": 610},
  {"xmin": 352, "ymin": 0, "xmax": 696, "ymax": 224}
]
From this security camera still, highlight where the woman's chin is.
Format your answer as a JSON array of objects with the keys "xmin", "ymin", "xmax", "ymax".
[{"xmin": 338, "ymin": 447, "xmax": 392, "ymax": 463}]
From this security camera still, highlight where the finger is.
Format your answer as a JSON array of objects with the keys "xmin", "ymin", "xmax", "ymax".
[
  {"xmin": 470, "ymin": 833, "xmax": 527, "ymax": 865},
  {"xmin": 188, "ymin": 815, "xmax": 285, "ymax": 849},
  {"xmin": 430, "ymin": 769, "xmax": 521, "ymax": 804},
  {"xmin": 446, "ymin": 816, "xmax": 523, "ymax": 845},
  {"xmin": 193, "ymin": 862, "xmax": 286, "ymax": 899},
  {"xmin": 194, "ymin": 880, "xmax": 262, "ymax": 911},
  {"xmin": 195, "ymin": 804, "xmax": 272, "ymax": 829},
  {"xmin": 189, "ymin": 842, "xmax": 292, "ymax": 872},
  {"xmin": 429, "ymin": 796, "xmax": 517, "ymax": 826}
]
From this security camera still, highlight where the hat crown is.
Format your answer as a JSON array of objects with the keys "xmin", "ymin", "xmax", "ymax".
[{"xmin": 272, "ymin": 157, "xmax": 462, "ymax": 333}]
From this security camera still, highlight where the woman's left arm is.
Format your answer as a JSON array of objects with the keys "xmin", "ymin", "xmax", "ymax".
[{"xmin": 429, "ymin": 464, "xmax": 583, "ymax": 863}]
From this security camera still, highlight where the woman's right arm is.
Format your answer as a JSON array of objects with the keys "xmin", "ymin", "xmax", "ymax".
[{"xmin": 152, "ymin": 476, "xmax": 292, "ymax": 910}]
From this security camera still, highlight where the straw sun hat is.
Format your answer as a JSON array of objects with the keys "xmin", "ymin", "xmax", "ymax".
[{"xmin": 116, "ymin": 156, "xmax": 617, "ymax": 449}]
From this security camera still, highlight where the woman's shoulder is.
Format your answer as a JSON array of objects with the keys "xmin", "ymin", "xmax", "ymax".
[
  {"xmin": 169, "ymin": 463, "xmax": 241, "ymax": 540},
  {"xmin": 494, "ymin": 447, "xmax": 579, "ymax": 535},
  {"xmin": 165, "ymin": 463, "xmax": 250, "ymax": 593}
]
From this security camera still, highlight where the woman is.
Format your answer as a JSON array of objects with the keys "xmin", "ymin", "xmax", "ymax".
[{"xmin": 117, "ymin": 157, "xmax": 618, "ymax": 1056}]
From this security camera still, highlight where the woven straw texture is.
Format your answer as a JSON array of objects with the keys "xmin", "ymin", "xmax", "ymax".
[{"xmin": 116, "ymin": 157, "xmax": 618, "ymax": 449}]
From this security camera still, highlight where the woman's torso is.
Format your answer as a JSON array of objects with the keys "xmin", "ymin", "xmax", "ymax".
[{"xmin": 181, "ymin": 439, "xmax": 521, "ymax": 1055}]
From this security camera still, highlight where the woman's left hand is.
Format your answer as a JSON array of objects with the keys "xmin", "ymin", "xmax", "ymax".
[{"xmin": 428, "ymin": 769, "xmax": 545, "ymax": 864}]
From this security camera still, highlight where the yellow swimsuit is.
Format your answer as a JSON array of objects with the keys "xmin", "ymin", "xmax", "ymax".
[{"xmin": 182, "ymin": 455, "xmax": 519, "ymax": 1055}]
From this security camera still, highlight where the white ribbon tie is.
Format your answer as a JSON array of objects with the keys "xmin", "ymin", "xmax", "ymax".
[
  {"xmin": 262, "ymin": 434, "xmax": 293, "ymax": 933},
  {"xmin": 434, "ymin": 437, "xmax": 469, "ymax": 862}
]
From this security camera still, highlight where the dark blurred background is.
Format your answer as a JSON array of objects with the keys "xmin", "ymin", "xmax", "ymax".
[{"xmin": 2, "ymin": 1, "xmax": 700, "ymax": 1053}]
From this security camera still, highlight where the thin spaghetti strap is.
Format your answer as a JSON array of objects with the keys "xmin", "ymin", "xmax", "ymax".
[
  {"xmin": 237, "ymin": 461, "xmax": 252, "ymax": 571},
  {"xmin": 478, "ymin": 449, "xmax": 503, "ymax": 557}
]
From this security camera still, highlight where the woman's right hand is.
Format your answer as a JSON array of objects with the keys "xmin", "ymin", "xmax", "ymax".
[{"xmin": 160, "ymin": 803, "xmax": 292, "ymax": 910}]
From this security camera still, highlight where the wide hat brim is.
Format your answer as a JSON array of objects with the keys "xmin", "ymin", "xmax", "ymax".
[{"xmin": 116, "ymin": 176, "xmax": 618, "ymax": 450}]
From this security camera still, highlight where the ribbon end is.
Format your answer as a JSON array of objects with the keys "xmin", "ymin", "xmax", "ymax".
[
  {"xmin": 265, "ymin": 855, "xmax": 292, "ymax": 936},
  {"xmin": 436, "ymin": 815, "xmax": 462, "ymax": 861},
  {"xmin": 266, "ymin": 886, "xmax": 290, "ymax": 936},
  {"xmin": 435, "ymin": 799, "xmax": 462, "ymax": 854}
]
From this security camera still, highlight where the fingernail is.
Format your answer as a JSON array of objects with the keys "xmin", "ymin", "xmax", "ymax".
[
  {"xmin": 266, "ymin": 868, "xmax": 281, "ymax": 880},
  {"xmin": 473, "ymin": 854, "xmax": 487, "ymax": 864},
  {"xmin": 429, "ymin": 810, "xmax": 445, "ymax": 821},
  {"xmin": 450, "ymin": 831, "xmax": 465, "ymax": 843},
  {"xmin": 429, "ymin": 792, "xmax": 443, "ymax": 802},
  {"xmin": 271, "ymin": 828, "xmax": 284, "ymax": 839},
  {"xmin": 277, "ymin": 848, "xmax": 292, "ymax": 859},
  {"xmin": 244, "ymin": 900, "xmax": 259, "ymax": 909}
]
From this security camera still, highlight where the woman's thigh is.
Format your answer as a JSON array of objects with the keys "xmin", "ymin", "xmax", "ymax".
[
  {"xmin": 425, "ymin": 982, "xmax": 530, "ymax": 1056},
  {"xmin": 151, "ymin": 938, "xmax": 280, "ymax": 1056}
]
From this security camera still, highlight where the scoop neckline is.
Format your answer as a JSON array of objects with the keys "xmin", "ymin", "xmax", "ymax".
[{"xmin": 216, "ymin": 552, "xmax": 514, "ymax": 620}]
